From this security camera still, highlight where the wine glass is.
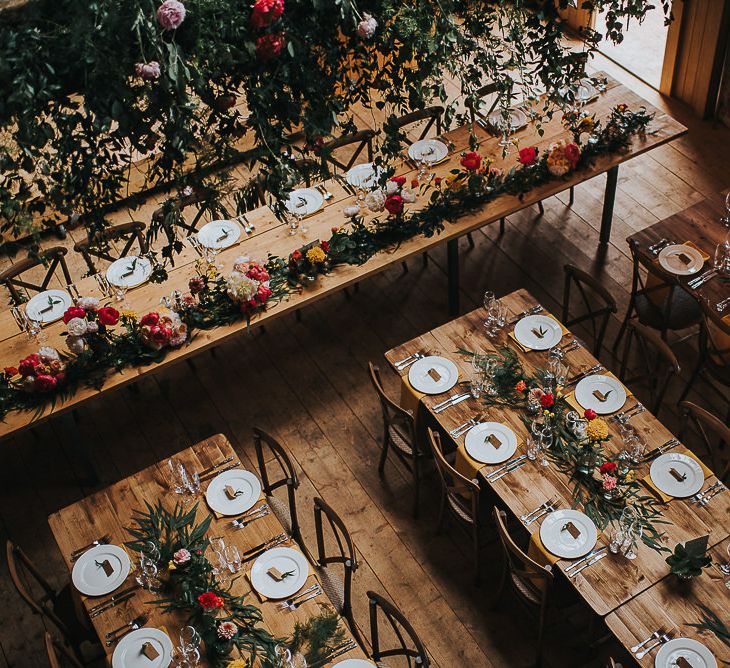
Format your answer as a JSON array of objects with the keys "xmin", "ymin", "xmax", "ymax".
[
  {"xmin": 483, "ymin": 291, "xmax": 496, "ymax": 327},
  {"xmin": 167, "ymin": 458, "xmax": 195, "ymax": 497},
  {"xmin": 135, "ymin": 542, "xmax": 160, "ymax": 589},
  {"xmin": 526, "ymin": 434, "xmax": 540, "ymax": 461},
  {"xmin": 113, "ymin": 282, "xmax": 129, "ymax": 305},
  {"xmin": 24, "ymin": 312, "xmax": 46, "ymax": 343},
  {"xmin": 538, "ymin": 429, "xmax": 553, "ymax": 467},
  {"xmin": 210, "ymin": 537, "xmax": 227, "ymax": 558},
  {"xmin": 224, "ymin": 545, "xmax": 241, "ymax": 574},
  {"xmin": 470, "ymin": 355, "xmax": 485, "ymax": 398},
  {"xmin": 180, "ymin": 626, "xmax": 201, "ymax": 664},
  {"xmin": 486, "ymin": 299, "xmax": 507, "ymax": 338},
  {"xmin": 171, "ymin": 648, "xmax": 193, "ymax": 668}
]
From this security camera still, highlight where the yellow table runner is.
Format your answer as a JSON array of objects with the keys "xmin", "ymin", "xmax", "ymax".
[{"xmin": 642, "ymin": 450, "xmax": 713, "ymax": 503}]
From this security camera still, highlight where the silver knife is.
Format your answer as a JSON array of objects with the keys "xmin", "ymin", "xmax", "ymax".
[
  {"xmin": 434, "ymin": 393, "xmax": 471, "ymax": 413},
  {"xmin": 486, "ymin": 455, "xmax": 527, "ymax": 479},
  {"xmin": 565, "ymin": 546, "xmax": 607, "ymax": 572},
  {"xmin": 490, "ymin": 460, "xmax": 527, "ymax": 482},
  {"xmin": 89, "ymin": 590, "xmax": 136, "ymax": 618},
  {"xmin": 569, "ymin": 551, "xmax": 608, "ymax": 577},
  {"xmin": 433, "ymin": 392, "xmax": 469, "ymax": 410},
  {"xmin": 88, "ymin": 585, "xmax": 139, "ymax": 613}
]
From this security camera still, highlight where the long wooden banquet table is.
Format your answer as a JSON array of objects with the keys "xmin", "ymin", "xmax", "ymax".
[
  {"xmin": 49, "ymin": 433, "xmax": 368, "ymax": 666},
  {"xmin": 0, "ymin": 73, "xmax": 686, "ymax": 441},
  {"xmin": 384, "ymin": 289, "xmax": 729, "ymax": 660}
]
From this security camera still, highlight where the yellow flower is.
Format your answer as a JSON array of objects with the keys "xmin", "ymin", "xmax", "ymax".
[
  {"xmin": 227, "ymin": 659, "xmax": 248, "ymax": 668},
  {"xmin": 120, "ymin": 309, "xmax": 138, "ymax": 320},
  {"xmin": 625, "ymin": 470, "xmax": 635, "ymax": 482},
  {"xmin": 577, "ymin": 114, "xmax": 596, "ymax": 133},
  {"xmin": 586, "ymin": 418, "xmax": 609, "ymax": 441},
  {"xmin": 306, "ymin": 246, "xmax": 326, "ymax": 264},
  {"xmin": 168, "ymin": 560, "xmax": 177, "ymax": 571}
]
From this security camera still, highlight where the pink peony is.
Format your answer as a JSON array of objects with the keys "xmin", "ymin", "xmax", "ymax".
[
  {"xmin": 256, "ymin": 33, "xmax": 285, "ymax": 60},
  {"xmin": 217, "ymin": 621, "xmax": 238, "ymax": 640},
  {"xmin": 173, "ymin": 548, "xmax": 191, "ymax": 564},
  {"xmin": 156, "ymin": 0, "xmax": 186, "ymax": 30},
  {"xmin": 602, "ymin": 475, "xmax": 617, "ymax": 491},
  {"xmin": 135, "ymin": 62, "xmax": 161, "ymax": 81},
  {"xmin": 357, "ymin": 12, "xmax": 378, "ymax": 39}
]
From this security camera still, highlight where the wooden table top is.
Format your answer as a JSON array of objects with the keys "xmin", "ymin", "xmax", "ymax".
[
  {"xmin": 605, "ymin": 540, "xmax": 730, "ymax": 665},
  {"xmin": 0, "ymin": 74, "xmax": 686, "ymax": 440},
  {"xmin": 626, "ymin": 193, "xmax": 730, "ymax": 326},
  {"xmin": 48, "ymin": 434, "xmax": 367, "ymax": 666},
  {"xmin": 384, "ymin": 288, "xmax": 729, "ymax": 618}
]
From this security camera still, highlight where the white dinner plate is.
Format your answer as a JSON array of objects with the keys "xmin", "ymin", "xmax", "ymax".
[
  {"xmin": 464, "ymin": 422, "xmax": 518, "ymax": 464},
  {"xmin": 205, "ymin": 469, "xmax": 262, "ymax": 516},
  {"xmin": 487, "ymin": 108, "xmax": 528, "ymax": 131},
  {"xmin": 106, "ymin": 256, "xmax": 152, "ymax": 289},
  {"xmin": 25, "ymin": 289, "xmax": 73, "ymax": 324},
  {"xmin": 112, "ymin": 627, "xmax": 173, "ymax": 668},
  {"xmin": 72, "ymin": 544, "xmax": 131, "ymax": 596},
  {"xmin": 407, "ymin": 356, "xmax": 459, "ymax": 395},
  {"xmin": 574, "ymin": 374, "xmax": 627, "ymax": 415},
  {"xmin": 408, "ymin": 139, "xmax": 449, "ymax": 164},
  {"xmin": 559, "ymin": 79, "xmax": 598, "ymax": 103},
  {"xmin": 513, "ymin": 314, "xmax": 563, "ymax": 351},
  {"xmin": 657, "ymin": 244, "xmax": 704, "ymax": 276},
  {"xmin": 250, "ymin": 547, "xmax": 309, "ymax": 599},
  {"xmin": 649, "ymin": 453, "xmax": 704, "ymax": 498},
  {"xmin": 655, "ymin": 638, "xmax": 717, "ymax": 668},
  {"xmin": 346, "ymin": 163, "xmax": 382, "ymax": 189},
  {"xmin": 539, "ymin": 509, "xmax": 597, "ymax": 559},
  {"xmin": 333, "ymin": 660, "xmax": 377, "ymax": 668},
  {"xmin": 197, "ymin": 219, "xmax": 242, "ymax": 250},
  {"xmin": 285, "ymin": 188, "xmax": 324, "ymax": 217}
]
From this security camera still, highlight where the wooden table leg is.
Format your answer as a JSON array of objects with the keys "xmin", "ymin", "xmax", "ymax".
[
  {"xmin": 448, "ymin": 239, "xmax": 459, "ymax": 316},
  {"xmin": 600, "ymin": 165, "xmax": 619, "ymax": 245}
]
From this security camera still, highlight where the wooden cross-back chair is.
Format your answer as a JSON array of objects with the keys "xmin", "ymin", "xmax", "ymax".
[
  {"xmin": 6, "ymin": 541, "xmax": 94, "ymax": 654},
  {"xmin": 311, "ymin": 497, "xmax": 360, "ymax": 643},
  {"xmin": 392, "ymin": 105, "xmax": 444, "ymax": 142},
  {"xmin": 427, "ymin": 428, "xmax": 485, "ymax": 583},
  {"xmin": 368, "ymin": 362, "xmax": 423, "ymax": 517},
  {"xmin": 466, "ymin": 81, "xmax": 500, "ymax": 125},
  {"xmin": 619, "ymin": 321, "xmax": 680, "ymax": 417},
  {"xmin": 679, "ymin": 401, "xmax": 730, "ymax": 484},
  {"xmin": 614, "ymin": 239, "xmax": 702, "ymax": 350},
  {"xmin": 0, "ymin": 247, "xmax": 73, "ymax": 305},
  {"xmin": 367, "ymin": 590, "xmax": 430, "ymax": 668},
  {"xmin": 45, "ymin": 632, "xmax": 84, "ymax": 668},
  {"xmin": 151, "ymin": 187, "xmax": 228, "ymax": 236},
  {"xmin": 74, "ymin": 221, "xmax": 148, "ymax": 274},
  {"xmin": 562, "ymin": 264, "xmax": 617, "ymax": 358},
  {"xmin": 253, "ymin": 427, "xmax": 303, "ymax": 547},
  {"xmin": 317, "ymin": 130, "xmax": 376, "ymax": 172},
  {"xmin": 492, "ymin": 508, "xmax": 554, "ymax": 668}
]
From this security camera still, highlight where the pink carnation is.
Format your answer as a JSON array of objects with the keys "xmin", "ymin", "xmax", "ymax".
[
  {"xmin": 602, "ymin": 475, "xmax": 617, "ymax": 491},
  {"xmin": 135, "ymin": 62, "xmax": 161, "ymax": 81},
  {"xmin": 217, "ymin": 621, "xmax": 238, "ymax": 640},
  {"xmin": 173, "ymin": 548, "xmax": 191, "ymax": 565},
  {"xmin": 156, "ymin": 0, "xmax": 186, "ymax": 30},
  {"xmin": 357, "ymin": 13, "xmax": 378, "ymax": 39}
]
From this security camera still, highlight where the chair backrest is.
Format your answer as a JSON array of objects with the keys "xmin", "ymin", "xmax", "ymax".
[
  {"xmin": 562, "ymin": 264, "xmax": 617, "ymax": 357},
  {"xmin": 45, "ymin": 632, "xmax": 83, "ymax": 668},
  {"xmin": 73, "ymin": 221, "xmax": 148, "ymax": 274},
  {"xmin": 151, "ymin": 187, "xmax": 229, "ymax": 236},
  {"xmin": 317, "ymin": 130, "xmax": 376, "ymax": 172},
  {"xmin": 253, "ymin": 427, "xmax": 302, "ymax": 546},
  {"xmin": 0, "ymin": 247, "xmax": 73, "ymax": 305},
  {"xmin": 426, "ymin": 428, "xmax": 480, "ymax": 525},
  {"xmin": 679, "ymin": 401, "xmax": 730, "ymax": 483},
  {"xmin": 392, "ymin": 106, "xmax": 444, "ymax": 142},
  {"xmin": 619, "ymin": 321, "xmax": 680, "ymax": 415},
  {"xmin": 493, "ymin": 508, "xmax": 553, "ymax": 600},
  {"xmin": 368, "ymin": 362, "xmax": 418, "ymax": 456},
  {"xmin": 465, "ymin": 81, "xmax": 500, "ymax": 124},
  {"xmin": 6, "ymin": 541, "xmax": 73, "ymax": 639},
  {"xmin": 700, "ymin": 299, "xmax": 730, "ymax": 368},
  {"xmin": 368, "ymin": 590, "xmax": 430, "ymax": 667},
  {"xmin": 313, "ymin": 497, "xmax": 358, "ymax": 624}
]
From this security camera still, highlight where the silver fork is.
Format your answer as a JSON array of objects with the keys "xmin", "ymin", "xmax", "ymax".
[
  {"xmin": 520, "ymin": 497, "xmax": 556, "ymax": 523},
  {"xmin": 614, "ymin": 404, "xmax": 645, "ymax": 425},
  {"xmin": 10, "ymin": 307, "xmax": 28, "ymax": 333},
  {"xmin": 716, "ymin": 296, "xmax": 730, "ymax": 312},
  {"xmin": 525, "ymin": 499, "xmax": 561, "ymax": 526},
  {"xmin": 699, "ymin": 483, "xmax": 727, "ymax": 506},
  {"xmin": 287, "ymin": 587, "xmax": 323, "ymax": 610},
  {"xmin": 688, "ymin": 270, "xmax": 717, "ymax": 289},
  {"xmin": 93, "ymin": 273, "xmax": 112, "ymax": 296},
  {"xmin": 70, "ymin": 534, "xmax": 111, "ymax": 560},
  {"xmin": 231, "ymin": 508, "xmax": 270, "ymax": 529},
  {"xmin": 690, "ymin": 481, "xmax": 723, "ymax": 504},
  {"xmin": 394, "ymin": 351, "xmax": 423, "ymax": 369},
  {"xmin": 450, "ymin": 412, "xmax": 485, "ymax": 438},
  {"xmin": 630, "ymin": 628, "xmax": 665, "ymax": 654},
  {"xmin": 315, "ymin": 184, "xmax": 333, "ymax": 201},
  {"xmin": 277, "ymin": 583, "xmax": 320, "ymax": 609},
  {"xmin": 636, "ymin": 631, "xmax": 675, "ymax": 659}
]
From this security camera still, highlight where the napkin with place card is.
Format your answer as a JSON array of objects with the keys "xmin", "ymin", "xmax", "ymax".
[
  {"xmin": 591, "ymin": 388, "xmax": 613, "ymax": 402},
  {"xmin": 676, "ymin": 657, "xmax": 694, "ymax": 668},
  {"xmin": 266, "ymin": 567, "xmax": 295, "ymax": 582},
  {"xmin": 669, "ymin": 467, "xmax": 687, "ymax": 482},
  {"xmin": 224, "ymin": 484, "xmax": 243, "ymax": 500}
]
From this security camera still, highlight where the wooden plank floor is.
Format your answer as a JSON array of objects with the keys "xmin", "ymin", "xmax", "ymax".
[{"xmin": 1, "ymin": 50, "xmax": 729, "ymax": 667}]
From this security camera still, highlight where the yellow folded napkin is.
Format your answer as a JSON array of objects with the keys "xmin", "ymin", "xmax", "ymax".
[
  {"xmin": 455, "ymin": 445, "xmax": 484, "ymax": 480},
  {"xmin": 399, "ymin": 375, "xmax": 424, "ymax": 418},
  {"xmin": 528, "ymin": 531, "xmax": 561, "ymax": 567},
  {"xmin": 642, "ymin": 450, "xmax": 713, "ymax": 503},
  {"xmin": 683, "ymin": 240, "xmax": 710, "ymax": 262}
]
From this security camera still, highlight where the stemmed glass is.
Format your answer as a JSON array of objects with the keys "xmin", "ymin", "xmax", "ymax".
[
  {"xmin": 180, "ymin": 626, "xmax": 201, "ymax": 665},
  {"xmin": 135, "ymin": 541, "xmax": 161, "ymax": 590},
  {"xmin": 167, "ymin": 458, "xmax": 198, "ymax": 499},
  {"xmin": 546, "ymin": 357, "xmax": 569, "ymax": 388},
  {"xmin": 470, "ymin": 355, "xmax": 485, "ymax": 399},
  {"xmin": 617, "ymin": 507, "xmax": 640, "ymax": 560},
  {"xmin": 224, "ymin": 545, "xmax": 242, "ymax": 574},
  {"xmin": 25, "ymin": 312, "xmax": 46, "ymax": 343},
  {"xmin": 113, "ymin": 282, "xmax": 129, "ymax": 305},
  {"xmin": 538, "ymin": 428, "xmax": 552, "ymax": 467},
  {"xmin": 496, "ymin": 110, "xmax": 512, "ymax": 149},
  {"xmin": 621, "ymin": 426, "xmax": 645, "ymax": 464},
  {"xmin": 485, "ymin": 298, "xmax": 507, "ymax": 339},
  {"xmin": 483, "ymin": 291, "xmax": 496, "ymax": 326}
]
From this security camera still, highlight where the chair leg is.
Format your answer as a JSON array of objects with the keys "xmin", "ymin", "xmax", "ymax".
[
  {"xmin": 466, "ymin": 232, "xmax": 475, "ymax": 249},
  {"xmin": 537, "ymin": 200, "xmax": 544, "ymax": 217},
  {"xmin": 489, "ymin": 557, "xmax": 507, "ymax": 609},
  {"xmin": 422, "ymin": 252, "xmax": 428, "ymax": 268},
  {"xmin": 412, "ymin": 458, "xmax": 420, "ymax": 519},
  {"xmin": 473, "ymin": 524, "xmax": 481, "ymax": 586},
  {"xmin": 401, "ymin": 261, "xmax": 409, "ymax": 274},
  {"xmin": 568, "ymin": 185, "xmax": 575, "ymax": 206},
  {"xmin": 353, "ymin": 283, "xmax": 359, "ymax": 293},
  {"xmin": 678, "ymin": 361, "xmax": 702, "ymax": 403},
  {"xmin": 378, "ymin": 430, "xmax": 390, "ymax": 476},
  {"xmin": 499, "ymin": 217, "xmax": 506, "ymax": 235},
  {"xmin": 613, "ymin": 310, "xmax": 632, "ymax": 352},
  {"xmin": 435, "ymin": 489, "xmax": 446, "ymax": 533}
]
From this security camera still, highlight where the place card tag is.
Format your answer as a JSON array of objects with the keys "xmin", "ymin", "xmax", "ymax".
[
  {"xmin": 141, "ymin": 642, "xmax": 160, "ymax": 660},
  {"xmin": 531, "ymin": 327, "xmax": 546, "ymax": 339},
  {"xmin": 562, "ymin": 522, "xmax": 581, "ymax": 539},
  {"xmin": 267, "ymin": 567, "xmax": 290, "ymax": 582},
  {"xmin": 95, "ymin": 559, "xmax": 114, "ymax": 577},
  {"xmin": 486, "ymin": 433, "xmax": 502, "ymax": 449},
  {"xmin": 676, "ymin": 252, "xmax": 692, "ymax": 265},
  {"xmin": 676, "ymin": 658, "xmax": 693, "ymax": 668},
  {"xmin": 669, "ymin": 467, "xmax": 687, "ymax": 482},
  {"xmin": 592, "ymin": 389, "xmax": 612, "ymax": 402},
  {"xmin": 224, "ymin": 484, "xmax": 242, "ymax": 500},
  {"xmin": 427, "ymin": 368, "xmax": 442, "ymax": 382}
]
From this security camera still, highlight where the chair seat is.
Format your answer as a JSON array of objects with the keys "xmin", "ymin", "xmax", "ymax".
[
  {"xmin": 510, "ymin": 571, "xmax": 542, "ymax": 605},
  {"xmin": 314, "ymin": 564, "xmax": 345, "ymax": 614},
  {"xmin": 635, "ymin": 290, "xmax": 701, "ymax": 332},
  {"xmin": 446, "ymin": 493, "xmax": 474, "ymax": 525},
  {"xmin": 388, "ymin": 425, "xmax": 414, "ymax": 457},
  {"xmin": 267, "ymin": 494, "xmax": 292, "ymax": 535}
]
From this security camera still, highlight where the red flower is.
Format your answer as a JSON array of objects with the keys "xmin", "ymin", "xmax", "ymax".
[
  {"xmin": 331, "ymin": 226, "xmax": 340, "ymax": 234},
  {"xmin": 384, "ymin": 195, "xmax": 404, "ymax": 215},
  {"xmin": 320, "ymin": 240, "xmax": 330, "ymax": 253},
  {"xmin": 18, "ymin": 354, "xmax": 41, "ymax": 377},
  {"xmin": 63, "ymin": 306, "xmax": 86, "ymax": 324},
  {"xmin": 390, "ymin": 175, "xmax": 406, "ymax": 187},
  {"xmin": 140, "ymin": 312, "xmax": 160, "ymax": 327},
  {"xmin": 410, "ymin": 178, "xmax": 419, "ymax": 189},
  {"xmin": 189, "ymin": 277, "xmax": 206, "ymax": 295},
  {"xmin": 564, "ymin": 143, "xmax": 581, "ymax": 169},
  {"xmin": 518, "ymin": 146, "xmax": 538, "ymax": 166},
  {"xmin": 515, "ymin": 380, "xmax": 527, "ymax": 393},
  {"xmin": 434, "ymin": 177, "xmax": 442, "ymax": 186},
  {"xmin": 460, "ymin": 151, "xmax": 481, "ymax": 171},
  {"xmin": 291, "ymin": 249, "xmax": 302, "ymax": 262},
  {"xmin": 197, "ymin": 591, "xmax": 224, "ymax": 609},
  {"xmin": 599, "ymin": 461, "xmax": 618, "ymax": 475},
  {"xmin": 4, "ymin": 366, "xmax": 18, "ymax": 377},
  {"xmin": 34, "ymin": 374, "xmax": 57, "ymax": 392},
  {"xmin": 149, "ymin": 325, "xmax": 172, "ymax": 346},
  {"xmin": 584, "ymin": 408, "xmax": 597, "ymax": 421},
  {"xmin": 256, "ymin": 33, "xmax": 285, "ymax": 61},
  {"xmin": 97, "ymin": 307, "xmax": 119, "ymax": 326},
  {"xmin": 250, "ymin": 0, "xmax": 284, "ymax": 28},
  {"xmin": 540, "ymin": 392, "xmax": 554, "ymax": 408},
  {"xmin": 257, "ymin": 284, "xmax": 272, "ymax": 303}
]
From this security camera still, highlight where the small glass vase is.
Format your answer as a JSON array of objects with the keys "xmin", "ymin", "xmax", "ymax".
[{"xmin": 576, "ymin": 444, "xmax": 597, "ymax": 476}]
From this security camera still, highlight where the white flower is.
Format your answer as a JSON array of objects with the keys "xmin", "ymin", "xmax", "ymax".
[
  {"xmin": 77, "ymin": 296, "xmax": 99, "ymax": 311},
  {"xmin": 67, "ymin": 336, "xmax": 87, "ymax": 355},
  {"xmin": 401, "ymin": 188, "xmax": 417, "ymax": 203},
  {"xmin": 66, "ymin": 317, "xmax": 88, "ymax": 337},
  {"xmin": 364, "ymin": 189, "xmax": 385, "ymax": 212},
  {"xmin": 343, "ymin": 205, "xmax": 361, "ymax": 218},
  {"xmin": 86, "ymin": 321, "xmax": 99, "ymax": 334},
  {"xmin": 38, "ymin": 346, "xmax": 61, "ymax": 362},
  {"xmin": 181, "ymin": 185, "xmax": 193, "ymax": 197},
  {"xmin": 357, "ymin": 12, "xmax": 377, "ymax": 39},
  {"xmin": 225, "ymin": 271, "xmax": 258, "ymax": 303},
  {"xmin": 385, "ymin": 180, "xmax": 399, "ymax": 195}
]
